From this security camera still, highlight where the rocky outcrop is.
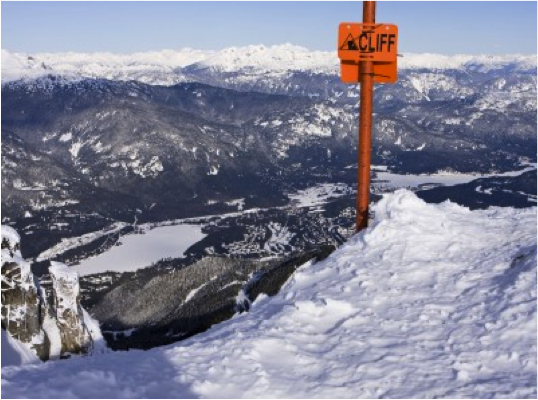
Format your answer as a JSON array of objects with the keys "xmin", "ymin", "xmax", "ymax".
[
  {"xmin": 1, "ymin": 225, "xmax": 102, "ymax": 361},
  {"xmin": 1, "ymin": 226, "xmax": 50, "ymax": 360}
]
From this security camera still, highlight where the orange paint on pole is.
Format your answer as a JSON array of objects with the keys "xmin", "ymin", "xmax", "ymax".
[
  {"xmin": 356, "ymin": 1, "xmax": 376, "ymax": 232},
  {"xmin": 338, "ymin": 1, "xmax": 398, "ymax": 232}
]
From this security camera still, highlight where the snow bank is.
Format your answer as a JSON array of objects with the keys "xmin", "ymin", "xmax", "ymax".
[
  {"xmin": 2, "ymin": 191, "xmax": 536, "ymax": 398},
  {"xmin": 1, "ymin": 329, "xmax": 40, "ymax": 367}
]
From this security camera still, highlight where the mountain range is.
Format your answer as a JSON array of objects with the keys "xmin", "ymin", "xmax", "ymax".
[{"xmin": 1, "ymin": 44, "xmax": 536, "ymax": 369}]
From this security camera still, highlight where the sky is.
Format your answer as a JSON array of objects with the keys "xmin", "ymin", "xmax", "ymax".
[{"xmin": 1, "ymin": 1, "xmax": 536, "ymax": 54}]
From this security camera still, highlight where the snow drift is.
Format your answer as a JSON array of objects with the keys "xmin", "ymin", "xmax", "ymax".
[
  {"xmin": 1, "ymin": 329, "xmax": 40, "ymax": 367},
  {"xmin": 2, "ymin": 190, "xmax": 536, "ymax": 398}
]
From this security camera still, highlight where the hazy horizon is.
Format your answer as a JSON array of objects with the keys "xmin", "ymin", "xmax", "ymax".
[{"xmin": 2, "ymin": 44, "xmax": 536, "ymax": 57}]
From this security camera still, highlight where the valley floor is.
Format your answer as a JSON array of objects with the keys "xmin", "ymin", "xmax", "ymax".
[{"xmin": 2, "ymin": 190, "xmax": 536, "ymax": 398}]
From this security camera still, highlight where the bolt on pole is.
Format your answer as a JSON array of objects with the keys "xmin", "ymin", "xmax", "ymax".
[{"xmin": 356, "ymin": 1, "xmax": 376, "ymax": 232}]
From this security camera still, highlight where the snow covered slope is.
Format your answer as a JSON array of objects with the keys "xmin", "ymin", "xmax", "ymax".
[
  {"xmin": 2, "ymin": 46, "xmax": 536, "ymax": 85},
  {"xmin": 2, "ymin": 191, "xmax": 536, "ymax": 398}
]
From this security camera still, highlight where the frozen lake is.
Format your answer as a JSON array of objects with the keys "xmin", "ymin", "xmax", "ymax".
[
  {"xmin": 373, "ymin": 165, "xmax": 537, "ymax": 190},
  {"xmin": 72, "ymin": 224, "xmax": 206, "ymax": 276}
]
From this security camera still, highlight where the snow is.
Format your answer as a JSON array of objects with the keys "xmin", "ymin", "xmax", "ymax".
[
  {"xmin": 69, "ymin": 141, "xmax": 84, "ymax": 158},
  {"xmin": 288, "ymin": 183, "xmax": 353, "ymax": 208},
  {"xmin": 1, "ymin": 329, "xmax": 40, "ymax": 367},
  {"xmin": 1, "ymin": 50, "xmax": 56, "ymax": 82},
  {"xmin": 71, "ymin": 224, "xmax": 206, "ymax": 276},
  {"xmin": 49, "ymin": 261, "xmax": 80, "ymax": 311},
  {"xmin": 36, "ymin": 222, "xmax": 129, "ymax": 262},
  {"xmin": 399, "ymin": 53, "xmax": 537, "ymax": 71},
  {"xmin": 207, "ymin": 165, "xmax": 219, "ymax": 175},
  {"xmin": 58, "ymin": 132, "xmax": 72, "ymax": 142},
  {"xmin": 191, "ymin": 44, "xmax": 337, "ymax": 75},
  {"xmin": 184, "ymin": 278, "xmax": 216, "ymax": 304},
  {"xmin": 225, "ymin": 198, "xmax": 245, "ymax": 211},
  {"xmin": 1, "ymin": 226, "xmax": 32, "ymax": 288},
  {"xmin": 81, "ymin": 309, "xmax": 107, "ymax": 355},
  {"xmin": 1, "ymin": 225, "xmax": 20, "ymax": 248},
  {"xmin": 2, "ymin": 190, "xmax": 535, "ymax": 398},
  {"xmin": 264, "ymin": 222, "xmax": 294, "ymax": 253},
  {"xmin": 40, "ymin": 315, "xmax": 62, "ymax": 361},
  {"xmin": 408, "ymin": 76, "xmax": 431, "ymax": 101},
  {"xmin": 47, "ymin": 262, "xmax": 89, "ymax": 359},
  {"xmin": 130, "ymin": 156, "xmax": 164, "ymax": 178}
]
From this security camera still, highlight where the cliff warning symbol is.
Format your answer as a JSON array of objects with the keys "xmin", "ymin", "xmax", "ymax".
[{"xmin": 341, "ymin": 33, "xmax": 359, "ymax": 51}]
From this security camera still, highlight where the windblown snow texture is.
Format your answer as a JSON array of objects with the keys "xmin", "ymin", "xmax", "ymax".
[{"xmin": 2, "ymin": 191, "xmax": 535, "ymax": 398}]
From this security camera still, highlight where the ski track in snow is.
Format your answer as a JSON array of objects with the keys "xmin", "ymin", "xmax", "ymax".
[{"xmin": 2, "ymin": 191, "xmax": 536, "ymax": 398}]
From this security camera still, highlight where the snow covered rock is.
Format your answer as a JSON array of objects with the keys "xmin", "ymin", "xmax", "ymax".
[
  {"xmin": 1, "ymin": 226, "xmax": 49, "ymax": 360},
  {"xmin": 44, "ymin": 262, "xmax": 93, "ymax": 358},
  {"xmin": 1, "ymin": 226, "xmax": 103, "ymax": 363}
]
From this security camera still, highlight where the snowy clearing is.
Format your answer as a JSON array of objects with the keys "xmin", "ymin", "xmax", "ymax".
[
  {"xmin": 2, "ymin": 190, "xmax": 535, "ymax": 398},
  {"xmin": 71, "ymin": 224, "xmax": 206, "ymax": 276},
  {"xmin": 288, "ymin": 183, "xmax": 353, "ymax": 208}
]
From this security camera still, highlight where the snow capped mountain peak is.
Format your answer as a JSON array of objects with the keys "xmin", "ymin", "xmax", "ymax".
[
  {"xmin": 189, "ymin": 43, "xmax": 337, "ymax": 74},
  {"xmin": 2, "ymin": 46, "xmax": 536, "ymax": 85},
  {"xmin": 1, "ymin": 49, "xmax": 51, "ymax": 82},
  {"xmin": 399, "ymin": 52, "xmax": 537, "ymax": 71}
]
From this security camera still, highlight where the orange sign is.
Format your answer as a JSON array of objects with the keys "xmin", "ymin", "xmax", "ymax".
[
  {"xmin": 337, "ymin": 22, "xmax": 398, "ymax": 84},
  {"xmin": 338, "ymin": 23, "xmax": 398, "ymax": 62},
  {"xmin": 340, "ymin": 60, "xmax": 396, "ymax": 84}
]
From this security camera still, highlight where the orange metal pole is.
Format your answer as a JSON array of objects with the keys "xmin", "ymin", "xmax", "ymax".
[{"xmin": 356, "ymin": 1, "xmax": 376, "ymax": 232}]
